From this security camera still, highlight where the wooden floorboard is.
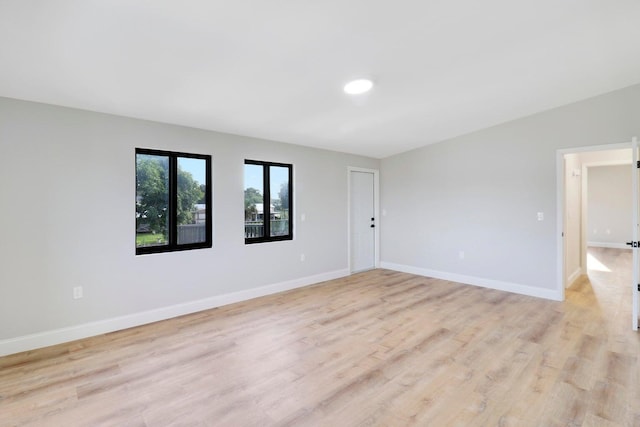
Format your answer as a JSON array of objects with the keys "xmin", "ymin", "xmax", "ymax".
[{"xmin": 1, "ymin": 247, "xmax": 639, "ymax": 426}]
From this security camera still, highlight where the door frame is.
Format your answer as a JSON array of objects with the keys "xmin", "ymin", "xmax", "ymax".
[
  {"xmin": 632, "ymin": 137, "xmax": 639, "ymax": 330},
  {"xmin": 556, "ymin": 140, "xmax": 633, "ymax": 301},
  {"xmin": 348, "ymin": 166, "xmax": 380, "ymax": 273}
]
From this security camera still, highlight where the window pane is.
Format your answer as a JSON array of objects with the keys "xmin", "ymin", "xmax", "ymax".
[
  {"xmin": 244, "ymin": 160, "xmax": 292, "ymax": 244},
  {"xmin": 244, "ymin": 164, "xmax": 264, "ymax": 238},
  {"xmin": 136, "ymin": 154, "xmax": 169, "ymax": 248},
  {"xmin": 177, "ymin": 157, "xmax": 207, "ymax": 244},
  {"xmin": 270, "ymin": 165, "xmax": 289, "ymax": 237}
]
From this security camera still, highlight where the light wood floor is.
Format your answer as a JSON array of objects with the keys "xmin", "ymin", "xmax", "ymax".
[{"xmin": 1, "ymin": 248, "xmax": 639, "ymax": 426}]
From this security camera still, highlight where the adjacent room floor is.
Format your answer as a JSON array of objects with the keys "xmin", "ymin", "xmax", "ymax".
[{"xmin": 1, "ymin": 248, "xmax": 638, "ymax": 426}]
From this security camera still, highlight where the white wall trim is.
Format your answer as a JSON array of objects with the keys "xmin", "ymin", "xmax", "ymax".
[
  {"xmin": 0, "ymin": 268, "xmax": 349, "ymax": 357},
  {"xmin": 581, "ymin": 162, "xmax": 588, "ymax": 288},
  {"xmin": 381, "ymin": 262, "xmax": 563, "ymax": 301},
  {"xmin": 556, "ymin": 141, "xmax": 633, "ymax": 155},
  {"xmin": 566, "ymin": 267, "xmax": 583, "ymax": 288},
  {"xmin": 587, "ymin": 241, "xmax": 629, "ymax": 249},
  {"xmin": 557, "ymin": 149, "xmax": 566, "ymax": 299}
]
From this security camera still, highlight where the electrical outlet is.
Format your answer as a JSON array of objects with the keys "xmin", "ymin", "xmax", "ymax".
[
  {"xmin": 73, "ymin": 286, "xmax": 83, "ymax": 299},
  {"xmin": 459, "ymin": 251, "xmax": 465, "ymax": 260},
  {"xmin": 300, "ymin": 254, "xmax": 305, "ymax": 262},
  {"xmin": 537, "ymin": 212, "xmax": 544, "ymax": 221}
]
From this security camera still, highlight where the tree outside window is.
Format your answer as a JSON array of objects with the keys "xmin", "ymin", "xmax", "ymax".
[{"xmin": 136, "ymin": 149, "xmax": 212, "ymax": 254}]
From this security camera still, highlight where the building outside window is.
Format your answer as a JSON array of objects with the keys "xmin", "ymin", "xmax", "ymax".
[{"xmin": 244, "ymin": 160, "xmax": 293, "ymax": 243}]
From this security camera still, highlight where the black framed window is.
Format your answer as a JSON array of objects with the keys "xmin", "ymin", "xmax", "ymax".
[
  {"xmin": 136, "ymin": 148, "xmax": 212, "ymax": 254},
  {"xmin": 244, "ymin": 160, "xmax": 293, "ymax": 243}
]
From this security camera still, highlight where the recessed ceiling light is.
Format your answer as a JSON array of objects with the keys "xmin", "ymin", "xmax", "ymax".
[{"xmin": 344, "ymin": 79, "xmax": 373, "ymax": 95}]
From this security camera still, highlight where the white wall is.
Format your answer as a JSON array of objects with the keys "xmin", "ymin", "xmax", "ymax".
[
  {"xmin": 380, "ymin": 83, "xmax": 640, "ymax": 299},
  {"xmin": 564, "ymin": 153, "xmax": 582, "ymax": 286},
  {"xmin": 0, "ymin": 97, "xmax": 379, "ymax": 355},
  {"xmin": 587, "ymin": 165, "xmax": 632, "ymax": 247}
]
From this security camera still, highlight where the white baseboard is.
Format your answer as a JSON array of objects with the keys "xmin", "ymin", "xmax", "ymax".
[
  {"xmin": 566, "ymin": 267, "xmax": 583, "ymax": 288},
  {"xmin": 587, "ymin": 241, "xmax": 629, "ymax": 249},
  {"xmin": 380, "ymin": 262, "xmax": 562, "ymax": 302},
  {"xmin": 0, "ymin": 269, "xmax": 349, "ymax": 357}
]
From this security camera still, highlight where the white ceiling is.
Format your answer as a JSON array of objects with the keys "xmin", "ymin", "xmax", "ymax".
[{"xmin": 1, "ymin": 1, "xmax": 640, "ymax": 158}]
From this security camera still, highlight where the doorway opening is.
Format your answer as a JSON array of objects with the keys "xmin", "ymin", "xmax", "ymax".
[
  {"xmin": 558, "ymin": 140, "xmax": 637, "ymax": 329},
  {"xmin": 348, "ymin": 167, "xmax": 380, "ymax": 273}
]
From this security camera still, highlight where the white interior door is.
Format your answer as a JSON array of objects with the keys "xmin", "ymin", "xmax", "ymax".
[
  {"xmin": 632, "ymin": 137, "xmax": 639, "ymax": 331},
  {"xmin": 350, "ymin": 170, "xmax": 375, "ymax": 273}
]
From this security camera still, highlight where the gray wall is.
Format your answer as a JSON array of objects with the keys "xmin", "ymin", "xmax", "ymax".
[
  {"xmin": 0, "ymin": 97, "xmax": 378, "ymax": 348},
  {"xmin": 380, "ymin": 83, "xmax": 640, "ymax": 293}
]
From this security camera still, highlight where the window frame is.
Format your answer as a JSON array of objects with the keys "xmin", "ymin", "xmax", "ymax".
[
  {"xmin": 244, "ymin": 159, "xmax": 293, "ymax": 244},
  {"xmin": 136, "ymin": 148, "xmax": 212, "ymax": 255}
]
